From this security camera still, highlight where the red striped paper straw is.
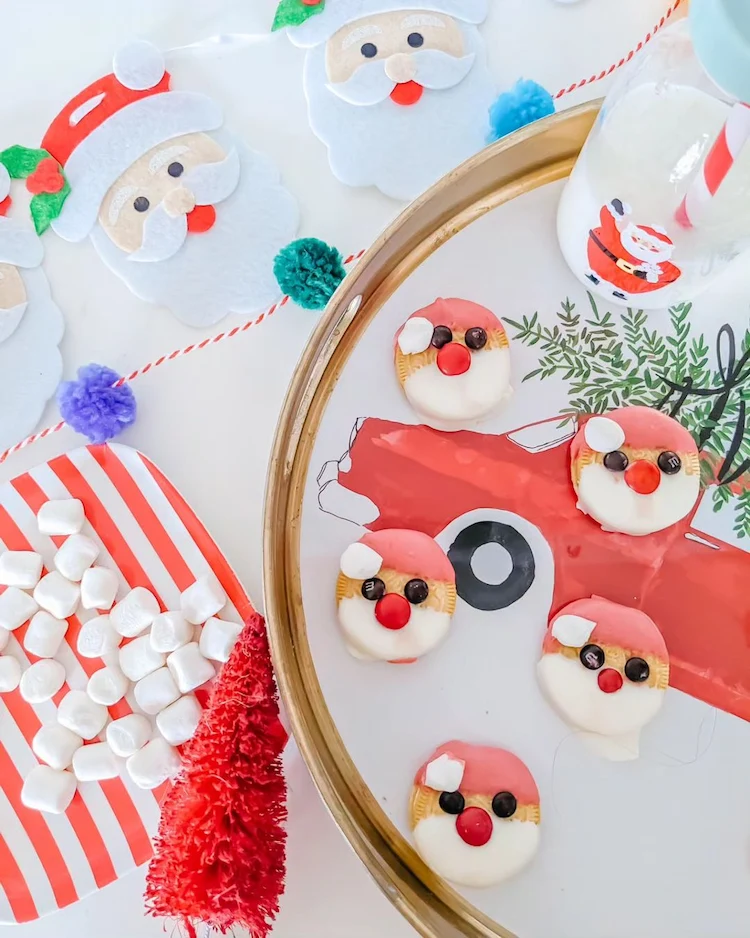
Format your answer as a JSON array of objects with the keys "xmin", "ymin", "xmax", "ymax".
[{"xmin": 675, "ymin": 101, "xmax": 750, "ymax": 229}]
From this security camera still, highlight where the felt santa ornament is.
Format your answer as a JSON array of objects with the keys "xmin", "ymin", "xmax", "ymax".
[
  {"xmin": 410, "ymin": 740, "xmax": 541, "ymax": 888},
  {"xmin": 394, "ymin": 297, "xmax": 512, "ymax": 430},
  {"xmin": 0, "ymin": 144, "xmax": 69, "ymax": 233},
  {"xmin": 570, "ymin": 406, "xmax": 701, "ymax": 536},
  {"xmin": 538, "ymin": 596, "xmax": 669, "ymax": 761},
  {"xmin": 336, "ymin": 528, "xmax": 456, "ymax": 662}
]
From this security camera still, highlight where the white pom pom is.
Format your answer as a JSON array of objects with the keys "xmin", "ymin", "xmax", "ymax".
[
  {"xmin": 0, "ymin": 163, "xmax": 10, "ymax": 203},
  {"xmin": 551, "ymin": 613, "xmax": 596, "ymax": 648},
  {"xmin": 398, "ymin": 317, "xmax": 434, "ymax": 354},
  {"xmin": 340, "ymin": 542, "xmax": 382, "ymax": 579},
  {"xmin": 584, "ymin": 416, "xmax": 625, "ymax": 454},
  {"xmin": 113, "ymin": 41, "xmax": 166, "ymax": 91}
]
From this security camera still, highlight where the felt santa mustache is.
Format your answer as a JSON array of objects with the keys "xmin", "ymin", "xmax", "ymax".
[
  {"xmin": 570, "ymin": 407, "xmax": 701, "ymax": 536},
  {"xmin": 328, "ymin": 49, "xmax": 476, "ymax": 105},
  {"xmin": 538, "ymin": 597, "xmax": 669, "ymax": 761},
  {"xmin": 394, "ymin": 297, "xmax": 512, "ymax": 430},
  {"xmin": 129, "ymin": 149, "xmax": 241, "ymax": 262},
  {"xmin": 336, "ymin": 528, "xmax": 456, "ymax": 663},
  {"xmin": 410, "ymin": 741, "xmax": 541, "ymax": 888}
]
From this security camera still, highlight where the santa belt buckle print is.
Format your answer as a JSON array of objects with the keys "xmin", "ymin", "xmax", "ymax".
[{"xmin": 589, "ymin": 231, "xmax": 648, "ymax": 280}]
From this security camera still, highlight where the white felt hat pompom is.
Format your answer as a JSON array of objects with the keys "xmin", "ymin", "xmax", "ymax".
[
  {"xmin": 340, "ymin": 542, "xmax": 383, "ymax": 579},
  {"xmin": 113, "ymin": 41, "xmax": 166, "ymax": 91},
  {"xmin": 551, "ymin": 614, "xmax": 596, "ymax": 648},
  {"xmin": 0, "ymin": 163, "xmax": 10, "ymax": 203},
  {"xmin": 584, "ymin": 416, "xmax": 626, "ymax": 453},
  {"xmin": 424, "ymin": 753, "xmax": 465, "ymax": 792}
]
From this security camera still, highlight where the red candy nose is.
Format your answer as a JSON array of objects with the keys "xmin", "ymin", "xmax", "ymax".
[
  {"xmin": 598, "ymin": 668, "xmax": 624, "ymax": 693},
  {"xmin": 375, "ymin": 593, "xmax": 411, "ymax": 630},
  {"xmin": 437, "ymin": 342, "xmax": 471, "ymax": 376},
  {"xmin": 455, "ymin": 807, "xmax": 493, "ymax": 847},
  {"xmin": 624, "ymin": 460, "xmax": 660, "ymax": 495}
]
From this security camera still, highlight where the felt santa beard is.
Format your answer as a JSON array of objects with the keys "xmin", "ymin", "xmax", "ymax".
[
  {"xmin": 575, "ymin": 460, "xmax": 700, "ymax": 536},
  {"xmin": 537, "ymin": 652, "xmax": 665, "ymax": 739},
  {"xmin": 400, "ymin": 345, "xmax": 510, "ymax": 427},
  {"xmin": 0, "ymin": 303, "xmax": 28, "ymax": 344},
  {"xmin": 413, "ymin": 812, "xmax": 540, "ymax": 888},
  {"xmin": 337, "ymin": 594, "xmax": 451, "ymax": 660},
  {"xmin": 304, "ymin": 23, "xmax": 494, "ymax": 200},
  {"xmin": 89, "ymin": 133, "xmax": 299, "ymax": 328}
]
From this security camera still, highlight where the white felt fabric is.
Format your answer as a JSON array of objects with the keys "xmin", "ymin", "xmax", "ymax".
[
  {"xmin": 167, "ymin": 641, "xmax": 214, "ymax": 693},
  {"xmin": 72, "ymin": 741, "xmax": 120, "ymax": 781},
  {"xmin": 33, "ymin": 571, "xmax": 80, "ymax": 619},
  {"xmin": 0, "ymin": 550, "xmax": 43, "ymax": 589},
  {"xmin": 37, "ymin": 499, "xmax": 85, "ymax": 536},
  {"xmin": 112, "ymin": 40, "xmax": 165, "ymax": 91},
  {"xmin": 0, "ymin": 586, "xmax": 38, "ymax": 631},
  {"xmin": 126, "ymin": 737, "xmax": 181, "ymax": 789},
  {"xmin": 198, "ymin": 616, "xmax": 242, "ymax": 663},
  {"xmin": 32, "ymin": 724, "xmax": 83, "ymax": 771},
  {"xmin": 89, "ymin": 135, "xmax": 299, "ymax": 328},
  {"xmin": 339, "ymin": 541, "xmax": 382, "ymax": 579},
  {"xmin": 86, "ymin": 665, "xmax": 130, "ymax": 706},
  {"xmin": 133, "ymin": 666, "xmax": 180, "ymax": 715},
  {"xmin": 20, "ymin": 659, "xmax": 66, "ymax": 703},
  {"xmin": 424, "ymin": 753, "xmax": 465, "ymax": 792},
  {"xmin": 0, "ymin": 218, "xmax": 44, "ymax": 268},
  {"xmin": 551, "ymin": 614, "xmax": 596, "ymax": 648},
  {"xmin": 0, "ymin": 163, "xmax": 9, "ymax": 202},
  {"xmin": 0, "ymin": 263, "xmax": 64, "ymax": 454},
  {"xmin": 21, "ymin": 765, "xmax": 77, "ymax": 815},
  {"xmin": 110, "ymin": 587, "xmax": 159, "ymax": 637},
  {"xmin": 118, "ymin": 634, "xmax": 165, "ymax": 682},
  {"xmin": 53, "ymin": 534, "xmax": 100, "ymax": 582},
  {"xmin": 302, "ymin": 24, "xmax": 494, "ymax": 200},
  {"xmin": 289, "ymin": 0, "xmax": 488, "ymax": 47},
  {"xmin": 156, "ymin": 694, "xmax": 202, "ymax": 746},
  {"xmin": 180, "ymin": 574, "xmax": 226, "ymax": 625},
  {"xmin": 77, "ymin": 614, "xmax": 122, "ymax": 657},
  {"xmin": 106, "ymin": 713, "xmax": 152, "ymax": 758},
  {"xmin": 0, "ymin": 655, "xmax": 21, "ymax": 691},
  {"xmin": 24, "ymin": 611, "xmax": 68, "ymax": 658},
  {"xmin": 57, "ymin": 689, "xmax": 108, "ymax": 739},
  {"xmin": 80, "ymin": 566, "xmax": 119, "ymax": 610}
]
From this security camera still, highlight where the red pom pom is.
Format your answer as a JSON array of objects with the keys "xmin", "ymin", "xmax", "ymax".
[
  {"xmin": 145, "ymin": 612, "xmax": 288, "ymax": 936},
  {"xmin": 26, "ymin": 158, "xmax": 65, "ymax": 195}
]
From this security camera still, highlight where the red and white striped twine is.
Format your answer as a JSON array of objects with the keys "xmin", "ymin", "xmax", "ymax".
[
  {"xmin": 0, "ymin": 250, "xmax": 366, "ymax": 466},
  {"xmin": 554, "ymin": 0, "xmax": 683, "ymax": 100}
]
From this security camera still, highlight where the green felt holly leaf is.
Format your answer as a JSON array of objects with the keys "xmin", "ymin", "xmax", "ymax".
[
  {"xmin": 30, "ymin": 181, "xmax": 70, "ymax": 235},
  {"xmin": 272, "ymin": 0, "xmax": 325, "ymax": 31},
  {"xmin": 0, "ymin": 145, "xmax": 50, "ymax": 180}
]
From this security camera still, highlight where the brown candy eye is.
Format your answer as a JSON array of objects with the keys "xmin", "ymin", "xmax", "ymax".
[
  {"xmin": 361, "ymin": 578, "xmax": 385, "ymax": 601},
  {"xmin": 404, "ymin": 579, "xmax": 429, "ymax": 604},
  {"xmin": 431, "ymin": 325, "xmax": 452, "ymax": 349},
  {"xmin": 439, "ymin": 791, "xmax": 465, "ymax": 814},
  {"xmin": 603, "ymin": 450, "xmax": 629, "ymax": 472},
  {"xmin": 491, "ymin": 791, "xmax": 517, "ymax": 818},
  {"xmin": 465, "ymin": 327, "xmax": 487, "ymax": 350},
  {"xmin": 657, "ymin": 451, "xmax": 681, "ymax": 474},
  {"xmin": 624, "ymin": 657, "xmax": 650, "ymax": 682},
  {"xmin": 580, "ymin": 644, "xmax": 605, "ymax": 670}
]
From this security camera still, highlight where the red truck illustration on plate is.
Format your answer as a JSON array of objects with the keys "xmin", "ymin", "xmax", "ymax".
[{"xmin": 318, "ymin": 415, "xmax": 750, "ymax": 723}]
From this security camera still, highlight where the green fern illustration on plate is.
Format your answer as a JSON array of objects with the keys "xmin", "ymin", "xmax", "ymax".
[{"xmin": 504, "ymin": 293, "xmax": 750, "ymax": 536}]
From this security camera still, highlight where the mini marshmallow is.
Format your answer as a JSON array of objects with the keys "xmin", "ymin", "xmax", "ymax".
[
  {"xmin": 87, "ymin": 666, "xmax": 130, "ymax": 706},
  {"xmin": 156, "ymin": 695, "xmax": 202, "ymax": 746},
  {"xmin": 150, "ymin": 611, "xmax": 192, "ymax": 653},
  {"xmin": 340, "ymin": 542, "xmax": 382, "ymax": 579},
  {"xmin": 584, "ymin": 415, "xmax": 626, "ymax": 453},
  {"xmin": 110, "ymin": 587, "xmax": 159, "ymax": 637},
  {"xmin": 199, "ymin": 617, "xmax": 242, "ymax": 663},
  {"xmin": 57, "ymin": 690, "xmax": 108, "ymax": 739},
  {"xmin": 424, "ymin": 753, "xmax": 465, "ymax": 792},
  {"xmin": 33, "ymin": 572, "xmax": 80, "ymax": 620},
  {"xmin": 21, "ymin": 765, "xmax": 76, "ymax": 814},
  {"xmin": 551, "ymin": 614, "xmax": 596, "ymax": 648},
  {"xmin": 0, "ymin": 551, "xmax": 43, "ymax": 589},
  {"xmin": 33, "ymin": 725, "xmax": 83, "ymax": 770},
  {"xmin": 167, "ymin": 642, "xmax": 214, "ymax": 693},
  {"xmin": 106, "ymin": 714, "xmax": 152, "ymax": 758},
  {"xmin": 72, "ymin": 742, "xmax": 119, "ymax": 782},
  {"xmin": 119, "ymin": 635, "xmax": 165, "ymax": 682},
  {"xmin": 24, "ymin": 611, "xmax": 68, "ymax": 658},
  {"xmin": 80, "ymin": 566, "xmax": 118, "ymax": 611},
  {"xmin": 20, "ymin": 659, "xmax": 66, "ymax": 703},
  {"xmin": 180, "ymin": 574, "xmax": 226, "ymax": 625},
  {"xmin": 0, "ymin": 655, "xmax": 21, "ymax": 692},
  {"xmin": 126, "ymin": 738, "xmax": 181, "ymax": 790},
  {"xmin": 0, "ymin": 627, "xmax": 8, "ymax": 654},
  {"xmin": 0, "ymin": 586, "xmax": 38, "ymax": 631},
  {"xmin": 77, "ymin": 615, "xmax": 122, "ymax": 658},
  {"xmin": 37, "ymin": 499, "xmax": 85, "ymax": 536},
  {"xmin": 54, "ymin": 534, "xmax": 100, "ymax": 582},
  {"xmin": 133, "ymin": 667, "xmax": 180, "ymax": 715},
  {"xmin": 398, "ymin": 316, "xmax": 434, "ymax": 354}
]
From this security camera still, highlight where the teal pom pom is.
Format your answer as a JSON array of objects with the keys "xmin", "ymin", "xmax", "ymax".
[
  {"xmin": 273, "ymin": 238, "xmax": 347, "ymax": 310},
  {"xmin": 488, "ymin": 79, "xmax": 556, "ymax": 143}
]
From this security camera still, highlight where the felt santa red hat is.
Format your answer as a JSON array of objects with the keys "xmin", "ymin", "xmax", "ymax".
[
  {"xmin": 572, "ymin": 406, "xmax": 698, "ymax": 459},
  {"xmin": 277, "ymin": 0, "xmax": 488, "ymax": 48},
  {"xmin": 546, "ymin": 597, "xmax": 668, "ymax": 661},
  {"xmin": 416, "ymin": 741, "xmax": 539, "ymax": 803},
  {"xmin": 42, "ymin": 41, "xmax": 222, "ymax": 243},
  {"xmin": 339, "ymin": 528, "xmax": 455, "ymax": 582}
]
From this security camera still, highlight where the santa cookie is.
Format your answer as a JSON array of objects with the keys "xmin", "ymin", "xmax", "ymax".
[
  {"xmin": 336, "ymin": 529, "xmax": 456, "ymax": 662},
  {"xmin": 410, "ymin": 741, "xmax": 540, "ymax": 888},
  {"xmin": 394, "ymin": 298, "xmax": 511, "ymax": 429},
  {"xmin": 538, "ymin": 597, "xmax": 669, "ymax": 760},
  {"xmin": 571, "ymin": 406, "xmax": 700, "ymax": 536}
]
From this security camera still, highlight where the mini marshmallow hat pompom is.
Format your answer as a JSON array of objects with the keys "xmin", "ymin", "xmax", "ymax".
[
  {"xmin": 273, "ymin": 238, "xmax": 346, "ymax": 310},
  {"xmin": 57, "ymin": 364, "xmax": 136, "ymax": 444},
  {"xmin": 113, "ymin": 41, "xmax": 166, "ymax": 91}
]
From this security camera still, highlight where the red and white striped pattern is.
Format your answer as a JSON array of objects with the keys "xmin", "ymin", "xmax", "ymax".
[
  {"xmin": 675, "ymin": 101, "xmax": 750, "ymax": 229},
  {"xmin": 0, "ymin": 443, "xmax": 257, "ymax": 923}
]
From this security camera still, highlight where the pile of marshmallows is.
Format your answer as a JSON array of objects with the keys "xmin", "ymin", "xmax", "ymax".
[{"xmin": 0, "ymin": 499, "xmax": 243, "ymax": 815}]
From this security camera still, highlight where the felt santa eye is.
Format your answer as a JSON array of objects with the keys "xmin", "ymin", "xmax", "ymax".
[
  {"xmin": 336, "ymin": 529, "xmax": 456, "ymax": 663},
  {"xmin": 537, "ymin": 596, "xmax": 669, "ymax": 760},
  {"xmin": 570, "ymin": 406, "xmax": 700, "ymax": 536},
  {"xmin": 409, "ymin": 741, "xmax": 540, "ymax": 888},
  {"xmin": 394, "ymin": 298, "xmax": 512, "ymax": 430}
]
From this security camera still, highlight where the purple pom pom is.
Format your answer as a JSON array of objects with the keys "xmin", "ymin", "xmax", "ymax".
[{"xmin": 57, "ymin": 364, "xmax": 136, "ymax": 444}]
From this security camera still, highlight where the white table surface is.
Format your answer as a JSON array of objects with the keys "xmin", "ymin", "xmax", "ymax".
[{"xmin": 0, "ymin": 0, "xmax": 680, "ymax": 934}]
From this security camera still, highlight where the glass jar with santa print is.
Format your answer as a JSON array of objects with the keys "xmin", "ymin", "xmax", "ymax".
[{"xmin": 557, "ymin": 0, "xmax": 750, "ymax": 309}]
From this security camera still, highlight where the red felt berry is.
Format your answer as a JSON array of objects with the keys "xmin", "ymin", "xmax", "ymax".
[{"xmin": 26, "ymin": 158, "xmax": 65, "ymax": 196}]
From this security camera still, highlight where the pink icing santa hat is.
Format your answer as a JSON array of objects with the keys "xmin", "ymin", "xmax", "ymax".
[
  {"xmin": 415, "ymin": 741, "xmax": 539, "ymax": 804},
  {"xmin": 42, "ymin": 41, "xmax": 222, "ymax": 243},
  {"xmin": 286, "ymin": 0, "xmax": 488, "ymax": 48},
  {"xmin": 409, "ymin": 297, "xmax": 503, "ymax": 334},
  {"xmin": 545, "ymin": 597, "xmax": 668, "ymax": 661},
  {"xmin": 571, "ymin": 406, "xmax": 698, "ymax": 460},
  {"xmin": 339, "ymin": 528, "xmax": 455, "ymax": 582}
]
